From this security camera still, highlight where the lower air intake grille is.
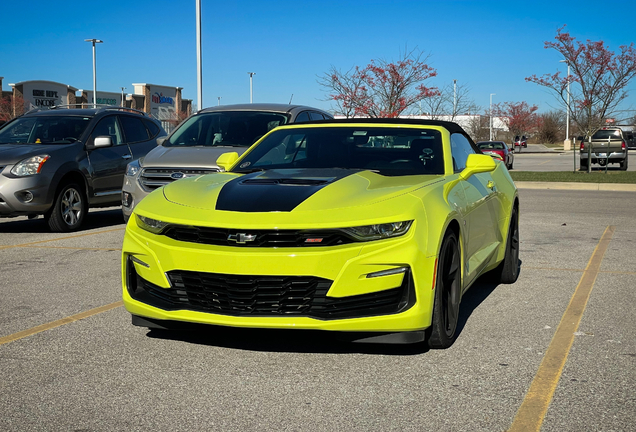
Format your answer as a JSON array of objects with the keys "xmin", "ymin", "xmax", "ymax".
[{"xmin": 128, "ymin": 266, "xmax": 414, "ymax": 319}]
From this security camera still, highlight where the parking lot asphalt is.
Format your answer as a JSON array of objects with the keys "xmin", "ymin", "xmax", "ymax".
[{"xmin": 1, "ymin": 190, "xmax": 635, "ymax": 432}]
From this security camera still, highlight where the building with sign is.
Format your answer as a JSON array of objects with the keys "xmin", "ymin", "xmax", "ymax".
[{"xmin": 0, "ymin": 77, "xmax": 191, "ymax": 130}]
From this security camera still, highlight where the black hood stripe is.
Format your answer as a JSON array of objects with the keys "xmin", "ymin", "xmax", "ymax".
[{"xmin": 215, "ymin": 169, "xmax": 361, "ymax": 212}]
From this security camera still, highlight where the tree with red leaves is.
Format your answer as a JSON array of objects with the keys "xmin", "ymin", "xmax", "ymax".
[
  {"xmin": 526, "ymin": 25, "xmax": 636, "ymax": 137},
  {"xmin": 0, "ymin": 95, "xmax": 26, "ymax": 122},
  {"xmin": 318, "ymin": 49, "xmax": 439, "ymax": 118},
  {"xmin": 493, "ymin": 101, "xmax": 539, "ymax": 138}
]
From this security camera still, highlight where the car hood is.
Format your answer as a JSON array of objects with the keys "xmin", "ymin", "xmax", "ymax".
[
  {"xmin": 0, "ymin": 143, "xmax": 76, "ymax": 164},
  {"xmin": 161, "ymin": 168, "xmax": 442, "ymax": 214},
  {"xmin": 142, "ymin": 145, "xmax": 251, "ymax": 169}
]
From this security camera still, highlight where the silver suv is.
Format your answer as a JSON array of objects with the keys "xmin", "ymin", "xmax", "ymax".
[
  {"xmin": 0, "ymin": 106, "xmax": 166, "ymax": 231},
  {"xmin": 122, "ymin": 103, "xmax": 333, "ymax": 221}
]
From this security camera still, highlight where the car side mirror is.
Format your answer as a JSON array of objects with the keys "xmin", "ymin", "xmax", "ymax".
[
  {"xmin": 216, "ymin": 152, "xmax": 239, "ymax": 171},
  {"xmin": 93, "ymin": 136, "xmax": 112, "ymax": 148},
  {"xmin": 157, "ymin": 136, "xmax": 167, "ymax": 146},
  {"xmin": 460, "ymin": 154, "xmax": 496, "ymax": 180}
]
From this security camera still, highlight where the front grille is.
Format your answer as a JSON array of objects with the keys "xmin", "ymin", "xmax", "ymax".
[
  {"xmin": 139, "ymin": 167, "xmax": 219, "ymax": 191},
  {"xmin": 163, "ymin": 226, "xmax": 354, "ymax": 247},
  {"xmin": 127, "ymin": 264, "xmax": 414, "ymax": 320}
]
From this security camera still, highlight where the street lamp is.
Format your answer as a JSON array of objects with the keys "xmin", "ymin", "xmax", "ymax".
[
  {"xmin": 248, "ymin": 72, "xmax": 256, "ymax": 103},
  {"xmin": 121, "ymin": 87, "xmax": 126, "ymax": 107},
  {"xmin": 489, "ymin": 93, "xmax": 496, "ymax": 140},
  {"xmin": 217, "ymin": 96, "xmax": 221, "ymax": 106},
  {"xmin": 84, "ymin": 39, "xmax": 103, "ymax": 107},
  {"xmin": 560, "ymin": 60, "xmax": 571, "ymax": 142},
  {"xmin": 453, "ymin": 79, "xmax": 457, "ymax": 119},
  {"xmin": 196, "ymin": 0, "xmax": 203, "ymax": 110}
]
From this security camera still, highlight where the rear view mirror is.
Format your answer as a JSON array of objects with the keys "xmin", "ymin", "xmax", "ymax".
[
  {"xmin": 216, "ymin": 152, "xmax": 239, "ymax": 171},
  {"xmin": 93, "ymin": 136, "xmax": 112, "ymax": 148}
]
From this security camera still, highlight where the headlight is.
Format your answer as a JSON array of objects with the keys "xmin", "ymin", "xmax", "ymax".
[
  {"xmin": 10, "ymin": 155, "xmax": 51, "ymax": 176},
  {"xmin": 342, "ymin": 221, "xmax": 413, "ymax": 241},
  {"xmin": 126, "ymin": 159, "xmax": 141, "ymax": 177},
  {"xmin": 136, "ymin": 215, "xmax": 170, "ymax": 234}
]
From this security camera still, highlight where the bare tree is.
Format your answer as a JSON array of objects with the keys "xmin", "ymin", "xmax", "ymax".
[
  {"xmin": 318, "ymin": 49, "xmax": 439, "ymax": 118},
  {"xmin": 536, "ymin": 110, "xmax": 566, "ymax": 144},
  {"xmin": 420, "ymin": 81, "xmax": 479, "ymax": 120},
  {"xmin": 465, "ymin": 114, "xmax": 490, "ymax": 142},
  {"xmin": 0, "ymin": 95, "xmax": 26, "ymax": 122},
  {"xmin": 526, "ymin": 25, "xmax": 636, "ymax": 137}
]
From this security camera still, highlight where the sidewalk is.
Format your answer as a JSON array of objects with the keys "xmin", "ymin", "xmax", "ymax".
[{"xmin": 515, "ymin": 181, "xmax": 636, "ymax": 192}]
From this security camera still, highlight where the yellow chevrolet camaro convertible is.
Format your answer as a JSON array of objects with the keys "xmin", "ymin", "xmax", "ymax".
[{"xmin": 122, "ymin": 119, "xmax": 519, "ymax": 348}]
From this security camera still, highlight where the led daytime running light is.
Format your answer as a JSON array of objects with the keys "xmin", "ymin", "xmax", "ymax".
[{"xmin": 136, "ymin": 215, "xmax": 170, "ymax": 234}]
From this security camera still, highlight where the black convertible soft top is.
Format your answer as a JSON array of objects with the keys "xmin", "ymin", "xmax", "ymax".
[{"xmin": 294, "ymin": 117, "xmax": 474, "ymax": 143}]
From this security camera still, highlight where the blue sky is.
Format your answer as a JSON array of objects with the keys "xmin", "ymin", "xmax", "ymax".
[{"xmin": 1, "ymin": 0, "xmax": 634, "ymax": 115}]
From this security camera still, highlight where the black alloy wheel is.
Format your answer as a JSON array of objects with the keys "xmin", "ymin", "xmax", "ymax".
[{"xmin": 427, "ymin": 231, "xmax": 461, "ymax": 349}]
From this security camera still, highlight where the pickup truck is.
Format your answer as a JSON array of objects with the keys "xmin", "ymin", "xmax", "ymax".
[{"xmin": 579, "ymin": 127, "xmax": 629, "ymax": 171}]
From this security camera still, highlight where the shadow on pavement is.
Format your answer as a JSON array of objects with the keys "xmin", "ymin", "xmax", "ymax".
[{"xmin": 0, "ymin": 208, "xmax": 125, "ymax": 233}]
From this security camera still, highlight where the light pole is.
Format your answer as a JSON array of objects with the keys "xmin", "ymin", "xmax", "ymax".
[
  {"xmin": 453, "ymin": 79, "xmax": 457, "ymax": 119},
  {"xmin": 560, "ymin": 60, "xmax": 571, "ymax": 150},
  {"xmin": 489, "ymin": 93, "xmax": 496, "ymax": 140},
  {"xmin": 217, "ymin": 96, "xmax": 221, "ymax": 106},
  {"xmin": 84, "ymin": 39, "xmax": 103, "ymax": 107},
  {"xmin": 196, "ymin": 0, "xmax": 203, "ymax": 111},
  {"xmin": 121, "ymin": 87, "xmax": 126, "ymax": 107},
  {"xmin": 248, "ymin": 72, "xmax": 256, "ymax": 103}
]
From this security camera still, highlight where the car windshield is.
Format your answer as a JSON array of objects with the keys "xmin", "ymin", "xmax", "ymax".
[
  {"xmin": 231, "ymin": 126, "xmax": 444, "ymax": 176},
  {"xmin": 0, "ymin": 116, "xmax": 91, "ymax": 144},
  {"xmin": 592, "ymin": 129, "xmax": 621, "ymax": 140},
  {"xmin": 478, "ymin": 142, "xmax": 505, "ymax": 150},
  {"xmin": 163, "ymin": 111, "xmax": 289, "ymax": 148}
]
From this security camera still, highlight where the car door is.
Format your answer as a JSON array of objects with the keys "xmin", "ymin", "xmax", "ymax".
[
  {"xmin": 451, "ymin": 133, "xmax": 501, "ymax": 285},
  {"xmin": 119, "ymin": 114, "xmax": 158, "ymax": 159},
  {"xmin": 86, "ymin": 115, "xmax": 132, "ymax": 199}
]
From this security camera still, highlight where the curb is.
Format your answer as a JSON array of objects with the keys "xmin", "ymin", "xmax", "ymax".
[{"xmin": 515, "ymin": 181, "xmax": 636, "ymax": 192}]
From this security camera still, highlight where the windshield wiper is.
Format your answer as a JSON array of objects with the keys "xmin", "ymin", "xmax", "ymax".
[{"xmin": 232, "ymin": 168, "xmax": 266, "ymax": 174}]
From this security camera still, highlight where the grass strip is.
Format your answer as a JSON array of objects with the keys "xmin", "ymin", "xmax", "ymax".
[{"xmin": 509, "ymin": 171, "xmax": 636, "ymax": 184}]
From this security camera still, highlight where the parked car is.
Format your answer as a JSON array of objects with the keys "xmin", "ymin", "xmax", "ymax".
[
  {"xmin": 121, "ymin": 103, "xmax": 333, "ymax": 221},
  {"xmin": 513, "ymin": 135, "xmax": 527, "ymax": 152},
  {"xmin": 0, "ymin": 106, "xmax": 166, "ymax": 231},
  {"xmin": 623, "ymin": 130, "xmax": 636, "ymax": 150},
  {"xmin": 579, "ymin": 127, "xmax": 629, "ymax": 171},
  {"xmin": 476, "ymin": 140, "xmax": 514, "ymax": 169},
  {"xmin": 122, "ymin": 119, "xmax": 520, "ymax": 349}
]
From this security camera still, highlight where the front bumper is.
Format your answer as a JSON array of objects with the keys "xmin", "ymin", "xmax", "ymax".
[
  {"xmin": 121, "ymin": 173, "xmax": 149, "ymax": 221},
  {"xmin": 122, "ymin": 218, "xmax": 437, "ymax": 333},
  {"xmin": 0, "ymin": 166, "xmax": 53, "ymax": 216}
]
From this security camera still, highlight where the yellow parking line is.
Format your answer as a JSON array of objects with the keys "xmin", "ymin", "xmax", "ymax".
[
  {"xmin": 538, "ymin": 160, "xmax": 551, "ymax": 165},
  {"xmin": 509, "ymin": 226, "xmax": 615, "ymax": 432},
  {"xmin": 0, "ymin": 301, "xmax": 123, "ymax": 346},
  {"xmin": 0, "ymin": 227, "xmax": 125, "ymax": 250}
]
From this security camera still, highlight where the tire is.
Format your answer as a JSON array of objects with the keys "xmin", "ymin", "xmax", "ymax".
[
  {"xmin": 427, "ymin": 231, "xmax": 461, "ymax": 349},
  {"xmin": 508, "ymin": 160, "xmax": 513, "ymax": 170},
  {"xmin": 620, "ymin": 157, "xmax": 628, "ymax": 171},
  {"xmin": 579, "ymin": 160, "xmax": 588, "ymax": 171},
  {"xmin": 46, "ymin": 183, "xmax": 87, "ymax": 232},
  {"xmin": 491, "ymin": 207, "xmax": 520, "ymax": 284}
]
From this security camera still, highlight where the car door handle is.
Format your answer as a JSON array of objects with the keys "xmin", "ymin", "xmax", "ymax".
[{"xmin": 122, "ymin": 154, "xmax": 132, "ymax": 160}]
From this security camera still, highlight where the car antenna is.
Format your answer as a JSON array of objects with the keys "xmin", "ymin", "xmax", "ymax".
[{"xmin": 289, "ymin": 94, "xmax": 293, "ymax": 104}]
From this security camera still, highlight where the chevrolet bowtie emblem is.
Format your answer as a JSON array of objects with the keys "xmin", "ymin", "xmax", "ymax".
[{"xmin": 227, "ymin": 233, "xmax": 257, "ymax": 244}]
